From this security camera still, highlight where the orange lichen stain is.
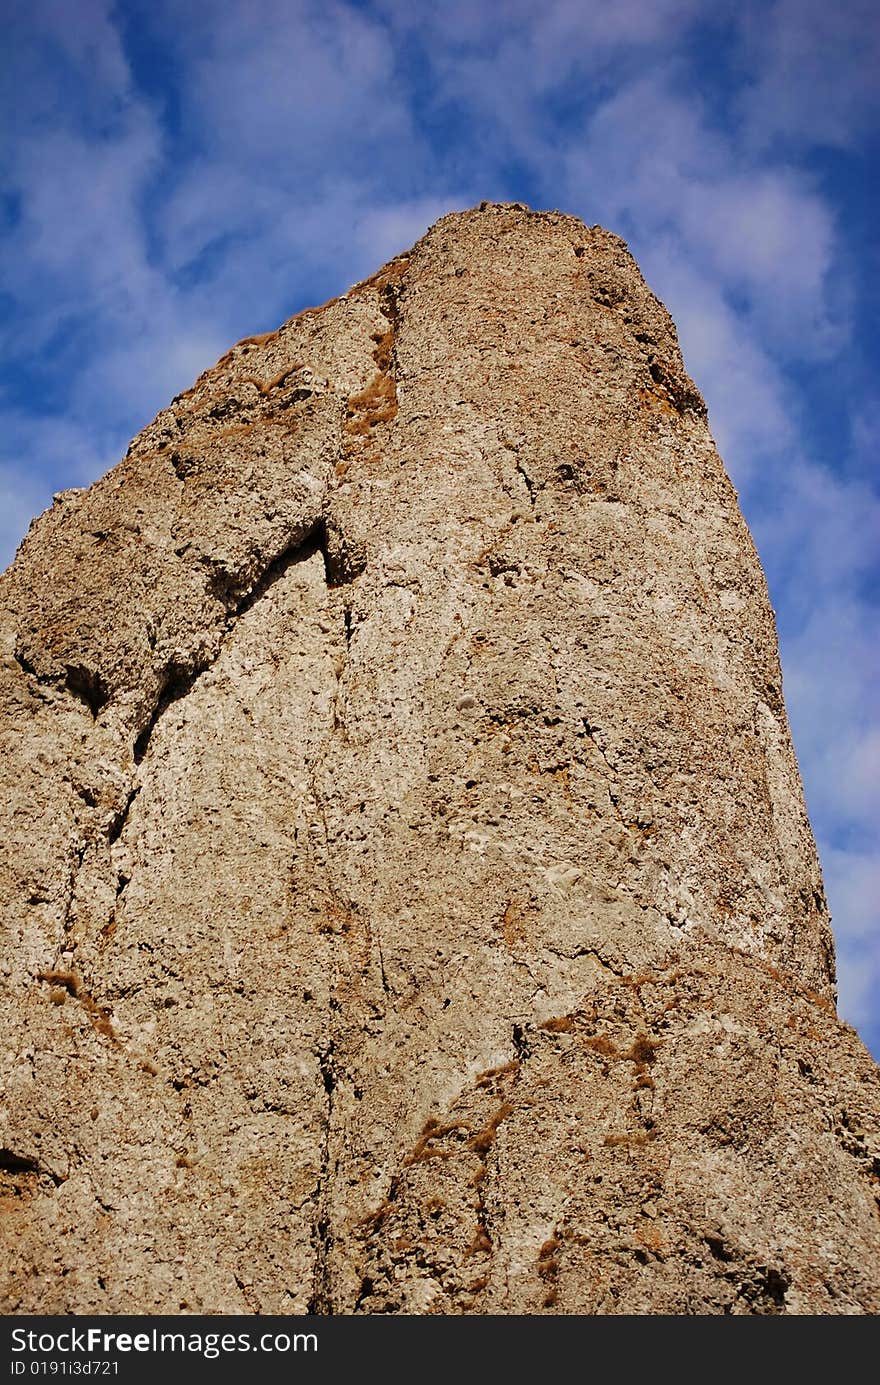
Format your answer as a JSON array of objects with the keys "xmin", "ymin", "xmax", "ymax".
[
  {"xmin": 37, "ymin": 968, "xmax": 81, "ymax": 996},
  {"xmin": 639, "ymin": 385, "xmax": 679, "ymax": 418},
  {"xmin": 242, "ymin": 361, "xmax": 304, "ymax": 397},
  {"xmin": 344, "ymin": 371, "xmax": 398, "ymax": 435},
  {"xmin": 289, "ymin": 293, "xmax": 343, "ymax": 326},
  {"xmin": 216, "ymin": 328, "xmax": 281, "ymax": 368},
  {"xmin": 476, "ymin": 1059, "xmax": 520, "ymax": 1087},
  {"xmin": 540, "ymin": 1015, "xmax": 576, "ymax": 1033},
  {"xmin": 635, "ymin": 1223, "xmax": 667, "ymax": 1257},
  {"xmin": 316, "ymin": 901, "xmax": 357, "ymax": 935},
  {"xmin": 465, "ymin": 1229, "xmax": 492, "ymax": 1257},
  {"xmin": 537, "ymin": 1231, "xmax": 562, "ymax": 1307},
  {"xmin": 802, "ymin": 987, "xmax": 836, "ymax": 1016},
  {"xmin": 37, "ymin": 969, "xmax": 117, "ymax": 1041},
  {"xmin": 603, "ymin": 1131, "xmax": 655, "ymax": 1147},
  {"xmin": 404, "ymin": 1118, "xmax": 468, "ymax": 1166},
  {"xmin": 495, "ymin": 900, "xmax": 528, "ymax": 949},
  {"xmin": 350, "ymin": 255, "xmax": 410, "ymax": 298},
  {"xmin": 467, "ymin": 1102, "xmax": 514, "ymax": 1155},
  {"xmin": 626, "ymin": 1034, "xmax": 659, "ymax": 1065},
  {"xmin": 620, "ymin": 970, "xmax": 659, "ymax": 989},
  {"xmin": 371, "ymin": 328, "xmax": 394, "ymax": 371},
  {"xmin": 357, "ymin": 1198, "xmax": 397, "ymax": 1237}
]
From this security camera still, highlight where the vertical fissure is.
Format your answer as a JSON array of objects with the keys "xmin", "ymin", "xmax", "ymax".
[{"xmin": 308, "ymin": 1041, "xmax": 337, "ymax": 1315}]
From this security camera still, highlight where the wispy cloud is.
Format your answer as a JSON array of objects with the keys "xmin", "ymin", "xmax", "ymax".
[{"xmin": 735, "ymin": 0, "xmax": 880, "ymax": 149}]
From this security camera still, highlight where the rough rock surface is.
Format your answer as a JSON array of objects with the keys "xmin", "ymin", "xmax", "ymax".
[{"xmin": 1, "ymin": 203, "xmax": 879, "ymax": 1315}]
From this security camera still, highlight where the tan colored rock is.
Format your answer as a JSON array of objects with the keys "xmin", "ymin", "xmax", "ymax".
[{"xmin": 1, "ymin": 203, "xmax": 878, "ymax": 1315}]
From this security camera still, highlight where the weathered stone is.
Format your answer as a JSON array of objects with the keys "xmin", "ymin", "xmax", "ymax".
[{"xmin": 1, "ymin": 203, "xmax": 878, "ymax": 1314}]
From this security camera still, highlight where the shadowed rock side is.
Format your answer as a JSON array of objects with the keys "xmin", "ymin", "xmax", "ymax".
[{"xmin": 1, "ymin": 204, "xmax": 878, "ymax": 1314}]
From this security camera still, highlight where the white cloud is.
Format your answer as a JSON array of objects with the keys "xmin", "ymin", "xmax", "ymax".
[
  {"xmin": 347, "ymin": 194, "xmax": 474, "ymax": 269},
  {"xmin": 851, "ymin": 400, "xmax": 880, "ymax": 468},
  {"xmin": 836, "ymin": 944, "xmax": 879, "ymax": 1040},
  {"xmin": 0, "ymin": 412, "xmax": 123, "ymax": 572},
  {"xmin": 782, "ymin": 605, "xmax": 880, "ymax": 831},
  {"xmin": 26, "ymin": 0, "xmax": 131, "ymax": 91},
  {"xmin": 159, "ymin": 167, "xmax": 275, "ymax": 277},
  {"xmin": 630, "ymin": 245, "xmax": 796, "ymax": 483},
  {"xmin": 1, "ymin": 0, "xmax": 132, "ymax": 139},
  {"xmin": 377, "ymin": 0, "xmax": 705, "ymax": 65},
  {"xmin": 735, "ymin": 0, "xmax": 880, "ymax": 150},
  {"xmin": 5, "ymin": 116, "xmax": 160, "ymax": 292},
  {"xmin": 823, "ymin": 843, "xmax": 880, "ymax": 1040},
  {"xmin": 563, "ymin": 75, "xmax": 845, "ymax": 361},
  {"xmin": 0, "ymin": 467, "xmax": 51, "ymax": 575},
  {"xmin": 160, "ymin": 0, "xmax": 418, "ymax": 179},
  {"xmin": 677, "ymin": 171, "xmax": 842, "ymax": 356},
  {"xmin": 0, "ymin": 20, "xmax": 165, "ymax": 379},
  {"xmin": 755, "ymin": 462, "xmax": 880, "ymax": 598}
]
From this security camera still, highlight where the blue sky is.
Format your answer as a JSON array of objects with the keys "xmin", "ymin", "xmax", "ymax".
[{"xmin": 2, "ymin": 0, "xmax": 878, "ymax": 1053}]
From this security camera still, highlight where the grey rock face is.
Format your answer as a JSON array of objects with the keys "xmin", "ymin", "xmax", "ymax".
[{"xmin": 1, "ymin": 204, "xmax": 878, "ymax": 1314}]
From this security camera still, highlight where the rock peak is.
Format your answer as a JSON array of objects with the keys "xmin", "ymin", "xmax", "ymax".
[{"xmin": 2, "ymin": 208, "xmax": 879, "ymax": 1314}]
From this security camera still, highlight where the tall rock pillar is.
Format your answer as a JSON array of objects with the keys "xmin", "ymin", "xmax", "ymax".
[{"xmin": 2, "ymin": 205, "xmax": 878, "ymax": 1314}]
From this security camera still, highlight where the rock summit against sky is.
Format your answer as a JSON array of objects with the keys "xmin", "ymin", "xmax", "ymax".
[{"xmin": 1, "ymin": 205, "xmax": 879, "ymax": 1314}]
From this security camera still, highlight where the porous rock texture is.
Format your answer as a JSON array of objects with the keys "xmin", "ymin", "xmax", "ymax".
[{"xmin": 2, "ymin": 204, "xmax": 879, "ymax": 1316}]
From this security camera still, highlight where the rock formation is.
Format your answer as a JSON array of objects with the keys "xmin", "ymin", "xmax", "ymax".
[{"xmin": 1, "ymin": 203, "xmax": 879, "ymax": 1315}]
